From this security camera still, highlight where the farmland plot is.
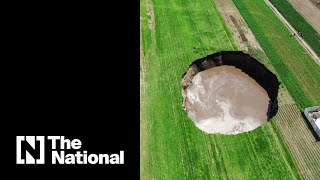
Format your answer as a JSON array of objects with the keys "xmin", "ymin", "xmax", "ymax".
[
  {"xmin": 270, "ymin": 0, "xmax": 320, "ymax": 57},
  {"xmin": 232, "ymin": 0, "xmax": 320, "ymax": 179},
  {"xmin": 233, "ymin": 0, "xmax": 320, "ymax": 110},
  {"xmin": 274, "ymin": 103, "xmax": 320, "ymax": 180},
  {"xmin": 140, "ymin": 0, "xmax": 302, "ymax": 179}
]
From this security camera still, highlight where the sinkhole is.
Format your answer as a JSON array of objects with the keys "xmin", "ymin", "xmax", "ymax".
[{"xmin": 181, "ymin": 51, "xmax": 279, "ymax": 135}]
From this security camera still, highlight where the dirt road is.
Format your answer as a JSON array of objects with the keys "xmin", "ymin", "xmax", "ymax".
[
  {"xmin": 265, "ymin": 0, "xmax": 320, "ymax": 64},
  {"xmin": 288, "ymin": 0, "xmax": 320, "ymax": 33}
]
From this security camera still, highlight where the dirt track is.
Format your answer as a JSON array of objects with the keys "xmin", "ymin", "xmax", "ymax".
[
  {"xmin": 265, "ymin": 0, "xmax": 320, "ymax": 64},
  {"xmin": 215, "ymin": 0, "xmax": 262, "ymax": 54},
  {"xmin": 288, "ymin": 0, "xmax": 320, "ymax": 34}
]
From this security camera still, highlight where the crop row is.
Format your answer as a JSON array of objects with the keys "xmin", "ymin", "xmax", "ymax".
[
  {"xmin": 232, "ymin": 0, "xmax": 320, "ymax": 110},
  {"xmin": 141, "ymin": 0, "xmax": 304, "ymax": 178},
  {"xmin": 274, "ymin": 104, "xmax": 320, "ymax": 179},
  {"xmin": 270, "ymin": 0, "xmax": 320, "ymax": 57}
]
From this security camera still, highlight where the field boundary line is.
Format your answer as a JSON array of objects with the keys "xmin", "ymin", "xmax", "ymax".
[
  {"xmin": 264, "ymin": 0, "xmax": 320, "ymax": 64},
  {"xmin": 287, "ymin": 0, "xmax": 320, "ymax": 34}
]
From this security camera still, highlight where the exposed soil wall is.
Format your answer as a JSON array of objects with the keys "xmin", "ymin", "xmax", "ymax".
[{"xmin": 182, "ymin": 51, "xmax": 280, "ymax": 119}]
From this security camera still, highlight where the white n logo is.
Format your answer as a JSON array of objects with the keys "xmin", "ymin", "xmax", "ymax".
[{"xmin": 16, "ymin": 136, "xmax": 45, "ymax": 164}]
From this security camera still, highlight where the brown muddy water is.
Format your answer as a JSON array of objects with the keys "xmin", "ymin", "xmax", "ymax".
[{"xmin": 184, "ymin": 65, "xmax": 270, "ymax": 134}]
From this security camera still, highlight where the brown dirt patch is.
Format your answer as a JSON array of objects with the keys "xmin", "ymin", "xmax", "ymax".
[{"xmin": 215, "ymin": 0, "xmax": 262, "ymax": 53}]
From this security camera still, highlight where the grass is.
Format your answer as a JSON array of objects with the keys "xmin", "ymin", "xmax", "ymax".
[
  {"xmin": 140, "ymin": 0, "xmax": 302, "ymax": 179},
  {"xmin": 232, "ymin": 0, "xmax": 320, "ymax": 111},
  {"xmin": 270, "ymin": 0, "xmax": 320, "ymax": 57}
]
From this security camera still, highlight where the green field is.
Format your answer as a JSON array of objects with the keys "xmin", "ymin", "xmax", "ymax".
[
  {"xmin": 232, "ymin": 0, "xmax": 320, "ymax": 111},
  {"xmin": 140, "ymin": 0, "xmax": 303, "ymax": 179},
  {"xmin": 270, "ymin": 0, "xmax": 320, "ymax": 57},
  {"xmin": 231, "ymin": 1, "xmax": 320, "ymax": 179}
]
